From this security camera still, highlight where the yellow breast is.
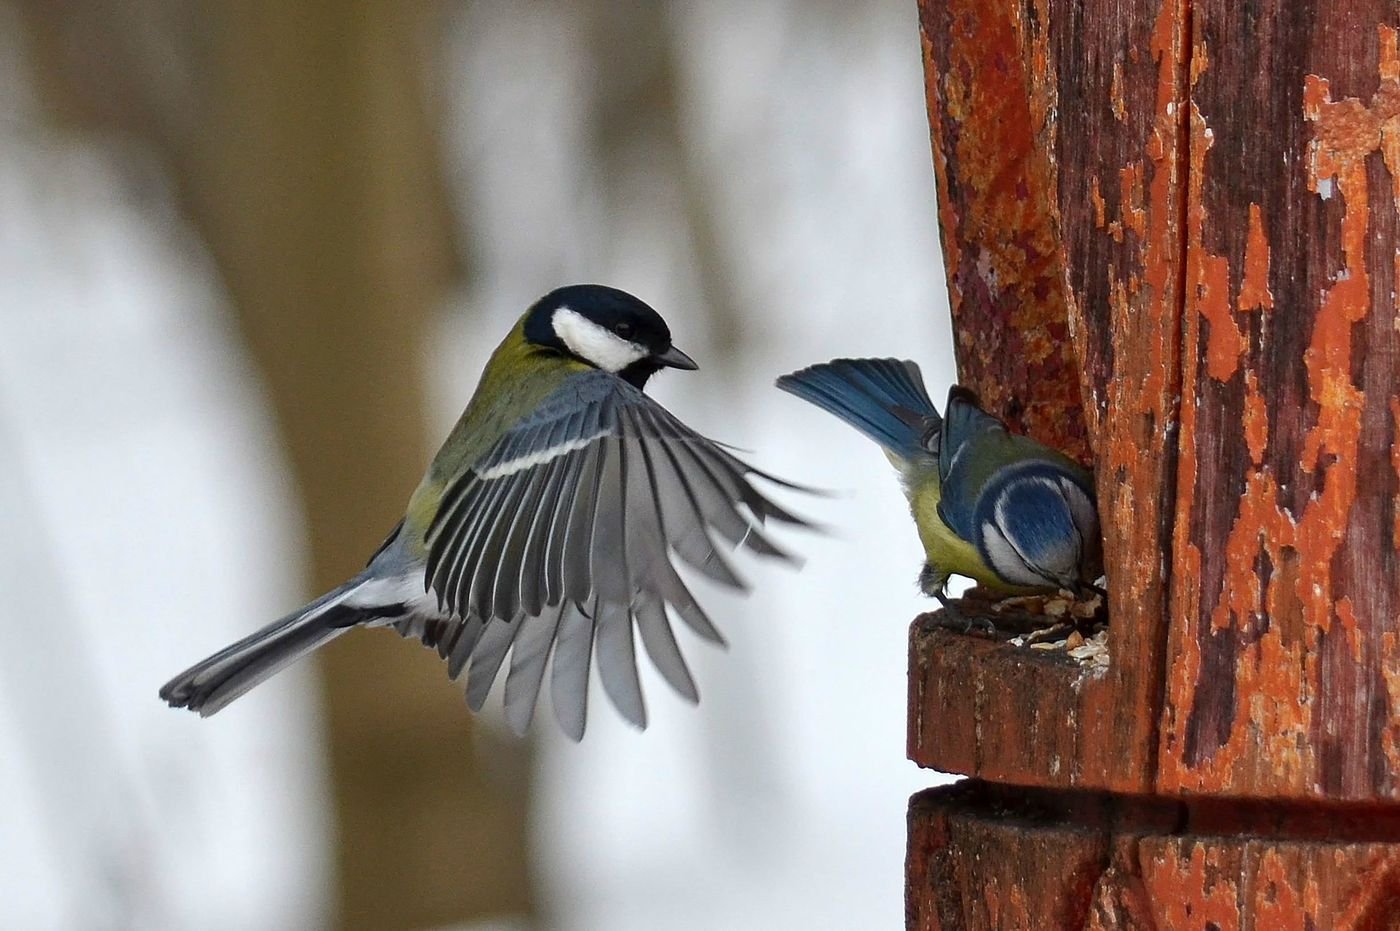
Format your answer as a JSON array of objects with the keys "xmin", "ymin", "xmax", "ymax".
[{"xmin": 905, "ymin": 469, "xmax": 1041, "ymax": 595}]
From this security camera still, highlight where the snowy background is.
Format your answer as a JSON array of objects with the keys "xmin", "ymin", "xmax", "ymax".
[{"xmin": 0, "ymin": 2, "xmax": 957, "ymax": 928}]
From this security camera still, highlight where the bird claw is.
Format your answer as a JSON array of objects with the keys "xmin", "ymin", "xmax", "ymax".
[
  {"xmin": 933, "ymin": 592, "xmax": 998, "ymax": 638},
  {"xmin": 963, "ymin": 615, "xmax": 998, "ymax": 637}
]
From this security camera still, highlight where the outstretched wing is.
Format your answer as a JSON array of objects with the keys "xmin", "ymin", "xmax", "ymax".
[{"xmin": 398, "ymin": 370, "xmax": 809, "ymax": 738}]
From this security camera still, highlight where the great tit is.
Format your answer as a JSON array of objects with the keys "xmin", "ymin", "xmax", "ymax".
[
  {"xmin": 776, "ymin": 358, "xmax": 1101, "ymax": 602},
  {"xmin": 162, "ymin": 284, "xmax": 808, "ymax": 738}
]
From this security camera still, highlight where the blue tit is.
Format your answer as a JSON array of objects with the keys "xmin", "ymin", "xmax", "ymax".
[
  {"xmin": 776, "ymin": 358, "xmax": 1101, "ymax": 602},
  {"xmin": 162, "ymin": 284, "xmax": 809, "ymax": 739}
]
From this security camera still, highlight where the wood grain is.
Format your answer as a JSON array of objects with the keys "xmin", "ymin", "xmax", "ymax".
[
  {"xmin": 912, "ymin": 0, "xmax": 1400, "ymax": 924},
  {"xmin": 916, "ymin": 0, "xmax": 1185, "ymax": 793},
  {"xmin": 909, "ymin": 782, "xmax": 1400, "ymax": 930},
  {"xmin": 1159, "ymin": 5, "xmax": 1400, "ymax": 802},
  {"xmin": 909, "ymin": 618, "xmax": 1117, "ymax": 788},
  {"xmin": 918, "ymin": 0, "xmax": 1089, "ymax": 459}
]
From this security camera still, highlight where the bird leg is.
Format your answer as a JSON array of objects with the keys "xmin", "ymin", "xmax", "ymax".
[
  {"xmin": 935, "ymin": 591, "xmax": 998, "ymax": 637},
  {"xmin": 921, "ymin": 563, "xmax": 997, "ymax": 637},
  {"xmin": 918, "ymin": 562, "xmax": 948, "ymax": 599}
]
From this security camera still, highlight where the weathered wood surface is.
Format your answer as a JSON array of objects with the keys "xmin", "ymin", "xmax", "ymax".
[
  {"xmin": 913, "ymin": 0, "xmax": 1400, "ymax": 924},
  {"xmin": 918, "ymin": 0, "xmax": 1400, "ymax": 804},
  {"xmin": 917, "ymin": 0, "xmax": 1185, "ymax": 795},
  {"xmin": 918, "ymin": 0, "xmax": 1090, "ymax": 460},
  {"xmin": 909, "ymin": 619, "xmax": 1116, "ymax": 788},
  {"xmin": 1160, "ymin": 5, "xmax": 1400, "ymax": 803},
  {"xmin": 908, "ymin": 782, "xmax": 1400, "ymax": 930}
]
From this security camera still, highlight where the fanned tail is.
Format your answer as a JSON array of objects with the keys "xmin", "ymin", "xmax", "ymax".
[{"xmin": 776, "ymin": 358, "xmax": 938, "ymax": 458}]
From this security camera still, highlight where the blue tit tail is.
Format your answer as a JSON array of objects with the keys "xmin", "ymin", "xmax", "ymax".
[
  {"xmin": 776, "ymin": 358, "xmax": 939, "ymax": 460},
  {"xmin": 159, "ymin": 572, "xmax": 406, "ymax": 716}
]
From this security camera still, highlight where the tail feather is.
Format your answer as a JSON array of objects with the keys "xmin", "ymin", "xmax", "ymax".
[
  {"xmin": 160, "ymin": 576, "xmax": 372, "ymax": 716},
  {"xmin": 776, "ymin": 358, "xmax": 938, "ymax": 458}
]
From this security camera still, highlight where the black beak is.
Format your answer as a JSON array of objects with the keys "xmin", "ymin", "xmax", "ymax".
[{"xmin": 655, "ymin": 345, "xmax": 699, "ymax": 370}]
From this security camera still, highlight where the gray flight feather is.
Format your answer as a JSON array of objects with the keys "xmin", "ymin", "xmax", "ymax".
[
  {"xmin": 395, "ymin": 371, "xmax": 810, "ymax": 738},
  {"xmin": 551, "ymin": 601, "xmax": 596, "ymax": 740},
  {"xmin": 466, "ymin": 616, "xmax": 517, "ymax": 712},
  {"xmin": 502, "ymin": 602, "xmax": 565, "ymax": 735}
]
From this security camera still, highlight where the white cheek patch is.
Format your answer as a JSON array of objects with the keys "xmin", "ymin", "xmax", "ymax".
[{"xmin": 553, "ymin": 307, "xmax": 650, "ymax": 372}]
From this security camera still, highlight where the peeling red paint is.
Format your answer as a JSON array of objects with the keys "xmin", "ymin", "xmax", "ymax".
[
  {"xmin": 912, "ymin": 3, "xmax": 1400, "ymax": 923},
  {"xmin": 1120, "ymin": 162, "xmax": 1147, "ymax": 238},
  {"xmin": 1141, "ymin": 842, "xmax": 1242, "ymax": 929},
  {"xmin": 1111, "ymin": 61, "xmax": 1128, "ymax": 123},
  {"xmin": 917, "ymin": 0, "xmax": 1089, "ymax": 460},
  {"xmin": 913, "ymin": 784, "xmax": 1400, "ymax": 928},
  {"xmin": 1244, "ymin": 371, "xmax": 1268, "ymax": 465},
  {"xmin": 1337, "ymin": 597, "xmax": 1362, "ymax": 663},
  {"xmin": 1392, "ymin": 397, "xmax": 1400, "ymax": 551},
  {"xmin": 1186, "ymin": 101, "xmax": 1245, "ymax": 383},
  {"xmin": 1239, "ymin": 204, "xmax": 1274, "ymax": 312},
  {"xmin": 913, "ymin": 0, "xmax": 1186, "ymax": 795},
  {"xmin": 922, "ymin": 27, "xmax": 964, "ymax": 327},
  {"xmin": 1162, "ymin": 24, "xmax": 1400, "ymax": 800},
  {"xmin": 1293, "ymin": 50, "xmax": 1382, "ymax": 716},
  {"xmin": 1083, "ymin": 0, "xmax": 1187, "ymax": 792},
  {"xmin": 1161, "ymin": 29, "xmax": 1217, "ymax": 788},
  {"xmin": 1384, "ymin": 630, "xmax": 1400, "ymax": 774}
]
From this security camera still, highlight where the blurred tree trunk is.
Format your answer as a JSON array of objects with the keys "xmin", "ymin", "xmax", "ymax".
[{"xmin": 16, "ymin": 2, "xmax": 532, "ymax": 928}]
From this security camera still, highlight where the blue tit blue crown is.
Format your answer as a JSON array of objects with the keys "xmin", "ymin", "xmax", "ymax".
[{"xmin": 966, "ymin": 460, "xmax": 1097, "ymax": 593}]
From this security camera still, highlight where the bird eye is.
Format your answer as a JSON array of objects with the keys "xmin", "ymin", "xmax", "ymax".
[{"xmin": 614, "ymin": 322, "xmax": 634, "ymax": 338}]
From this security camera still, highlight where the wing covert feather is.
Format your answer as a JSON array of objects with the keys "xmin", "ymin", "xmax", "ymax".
[{"xmin": 403, "ymin": 371, "xmax": 807, "ymax": 736}]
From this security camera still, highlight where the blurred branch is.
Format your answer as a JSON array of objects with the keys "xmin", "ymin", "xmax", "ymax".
[{"xmin": 12, "ymin": 2, "xmax": 525, "ymax": 928}]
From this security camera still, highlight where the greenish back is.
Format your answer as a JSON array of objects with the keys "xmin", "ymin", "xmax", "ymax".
[{"xmin": 400, "ymin": 315, "xmax": 589, "ymax": 552}]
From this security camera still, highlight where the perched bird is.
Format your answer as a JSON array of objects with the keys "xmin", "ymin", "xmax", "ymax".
[
  {"xmin": 162, "ymin": 284, "xmax": 808, "ymax": 738},
  {"xmin": 776, "ymin": 358, "xmax": 1100, "ymax": 603}
]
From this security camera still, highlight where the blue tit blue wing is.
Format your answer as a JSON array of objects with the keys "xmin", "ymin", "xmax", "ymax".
[
  {"xmin": 937, "ymin": 386, "xmax": 1007, "ymax": 480},
  {"xmin": 934, "ymin": 386, "xmax": 1012, "ymax": 541},
  {"xmin": 406, "ymin": 370, "xmax": 810, "ymax": 737},
  {"xmin": 776, "ymin": 358, "xmax": 939, "ymax": 461}
]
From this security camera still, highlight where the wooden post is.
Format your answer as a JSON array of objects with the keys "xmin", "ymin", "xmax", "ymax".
[{"xmin": 909, "ymin": 0, "xmax": 1400, "ymax": 926}]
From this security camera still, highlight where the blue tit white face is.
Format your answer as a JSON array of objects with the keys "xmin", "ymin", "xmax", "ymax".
[
  {"xmin": 975, "ymin": 465, "xmax": 1099, "ymax": 592},
  {"xmin": 523, "ymin": 284, "xmax": 696, "ymax": 386}
]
